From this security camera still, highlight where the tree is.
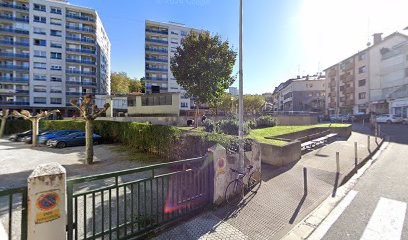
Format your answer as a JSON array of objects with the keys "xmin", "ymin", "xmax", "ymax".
[
  {"xmin": 111, "ymin": 72, "xmax": 130, "ymax": 94},
  {"xmin": 139, "ymin": 77, "xmax": 146, "ymax": 93},
  {"xmin": 12, "ymin": 109, "xmax": 60, "ymax": 146},
  {"xmin": 171, "ymin": 32, "xmax": 237, "ymax": 127},
  {"xmin": 70, "ymin": 94, "xmax": 110, "ymax": 164},
  {"xmin": 243, "ymin": 95, "xmax": 266, "ymax": 115},
  {"xmin": 129, "ymin": 79, "xmax": 142, "ymax": 93},
  {"xmin": 0, "ymin": 109, "xmax": 10, "ymax": 138},
  {"xmin": 216, "ymin": 94, "xmax": 237, "ymax": 115}
]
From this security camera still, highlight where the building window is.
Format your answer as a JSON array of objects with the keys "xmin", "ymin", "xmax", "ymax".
[
  {"xmin": 50, "ymin": 7, "xmax": 62, "ymax": 15},
  {"xmin": 50, "ymin": 52, "xmax": 62, "ymax": 59},
  {"xmin": 405, "ymin": 68, "xmax": 408, "ymax": 77},
  {"xmin": 50, "ymin": 98, "xmax": 62, "ymax": 104},
  {"xmin": 181, "ymin": 102, "xmax": 188, "ymax": 108},
  {"xmin": 181, "ymin": 31, "xmax": 187, "ymax": 36},
  {"xmin": 50, "ymin": 18, "xmax": 62, "ymax": 26},
  {"xmin": 34, "ymin": 50, "xmax": 46, "ymax": 58},
  {"xmin": 33, "ymin": 85, "xmax": 47, "ymax": 93},
  {"xmin": 141, "ymin": 95, "xmax": 172, "ymax": 106},
  {"xmin": 33, "ymin": 4, "xmax": 46, "ymax": 12},
  {"xmin": 51, "ymin": 76, "xmax": 62, "ymax": 82},
  {"xmin": 33, "ymin": 39, "xmax": 46, "ymax": 46},
  {"xmin": 128, "ymin": 98, "xmax": 136, "ymax": 107},
  {"xmin": 34, "ymin": 97, "xmax": 46, "ymax": 104},
  {"xmin": 33, "ymin": 62, "xmax": 46, "ymax": 69},
  {"xmin": 50, "ymin": 42, "xmax": 62, "ymax": 48},
  {"xmin": 358, "ymin": 79, "xmax": 366, "ymax": 87},
  {"xmin": 33, "ymin": 75, "xmax": 46, "ymax": 81},
  {"xmin": 33, "ymin": 27, "xmax": 46, "ymax": 35},
  {"xmin": 358, "ymin": 52, "xmax": 367, "ymax": 61},
  {"xmin": 50, "ymin": 30, "xmax": 62, "ymax": 37},
  {"xmin": 50, "ymin": 87, "xmax": 62, "ymax": 93},
  {"xmin": 358, "ymin": 92, "xmax": 366, "ymax": 99},
  {"xmin": 51, "ymin": 65, "xmax": 62, "ymax": 71},
  {"xmin": 33, "ymin": 16, "xmax": 46, "ymax": 23},
  {"xmin": 358, "ymin": 66, "xmax": 367, "ymax": 74}
]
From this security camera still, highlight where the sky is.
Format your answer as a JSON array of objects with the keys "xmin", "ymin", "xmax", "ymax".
[{"xmin": 69, "ymin": 0, "xmax": 408, "ymax": 94}]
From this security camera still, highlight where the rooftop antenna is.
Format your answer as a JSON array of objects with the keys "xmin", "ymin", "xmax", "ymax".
[{"xmin": 366, "ymin": 17, "xmax": 371, "ymax": 47}]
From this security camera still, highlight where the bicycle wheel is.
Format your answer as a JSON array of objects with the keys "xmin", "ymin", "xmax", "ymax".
[
  {"xmin": 248, "ymin": 171, "xmax": 262, "ymax": 193},
  {"xmin": 225, "ymin": 180, "xmax": 244, "ymax": 205}
]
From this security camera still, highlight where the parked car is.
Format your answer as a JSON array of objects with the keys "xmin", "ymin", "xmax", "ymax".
[
  {"xmin": 23, "ymin": 130, "xmax": 58, "ymax": 144},
  {"xmin": 353, "ymin": 113, "xmax": 370, "ymax": 122},
  {"xmin": 47, "ymin": 132, "xmax": 102, "ymax": 148},
  {"xmin": 330, "ymin": 114, "xmax": 352, "ymax": 123},
  {"xmin": 38, "ymin": 130, "xmax": 82, "ymax": 144},
  {"xmin": 402, "ymin": 118, "xmax": 408, "ymax": 125},
  {"xmin": 375, "ymin": 114, "xmax": 403, "ymax": 123},
  {"xmin": 9, "ymin": 130, "xmax": 44, "ymax": 142}
]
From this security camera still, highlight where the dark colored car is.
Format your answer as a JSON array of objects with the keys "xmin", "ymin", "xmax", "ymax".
[
  {"xmin": 23, "ymin": 130, "xmax": 58, "ymax": 144},
  {"xmin": 9, "ymin": 130, "xmax": 44, "ymax": 142},
  {"xmin": 47, "ymin": 132, "xmax": 102, "ymax": 148},
  {"xmin": 353, "ymin": 113, "xmax": 370, "ymax": 122},
  {"xmin": 38, "ymin": 130, "xmax": 82, "ymax": 144}
]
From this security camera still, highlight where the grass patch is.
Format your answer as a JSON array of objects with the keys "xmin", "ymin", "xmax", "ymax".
[
  {"xmin": 112, "ymin": 145, "xmax": 163, "ymax": 163},
  {"xmin": 249, "ymin": 123, "xmax": 350, "ymax": 146},
  {"xmin": 176, "ymin": 126, "xmax": 205, "ymax": 132}
]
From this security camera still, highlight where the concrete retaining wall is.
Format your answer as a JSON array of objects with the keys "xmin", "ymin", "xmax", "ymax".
[
  {"xmin": 274, "ymin": 115, "xmax": 318, "ymax": 126},
  {"xmin": 260, "ymin": 141, "xmax": 301, "ymax": 167}
]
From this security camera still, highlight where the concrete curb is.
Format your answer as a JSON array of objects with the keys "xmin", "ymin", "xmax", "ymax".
[{"xmin": 281, "ymin": 137, "xmax": 389, "ymax": 240}]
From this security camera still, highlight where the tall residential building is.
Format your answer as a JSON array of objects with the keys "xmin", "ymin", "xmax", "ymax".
[
  {"xmin": 0, "ymin": 0, "xmax": 110, "ymax": 115},
  {"xmin": 145, "ymin": 20, "xmax": 204, "ymax": 111},
  {"xmin": 228, "ymin": 86, "xmax": 238, "ymax": 96},
  {"xmin": 272, "ymin": 74, "xmax": 326, "ymax": 113},
  {"xmin": 324, "ymin": 32, "xmax": 408, "ymax": 115}
]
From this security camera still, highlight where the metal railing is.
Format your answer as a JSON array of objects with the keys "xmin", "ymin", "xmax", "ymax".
[
  {"xmin": 0, "ymin": 101, "xmax": 29, "ymax": 106},
  {"xmin": 265, "ymin": 111, "xmax": 320, "ymax": 116},
  {"xmin": 0, "ymin": 187, "xmax": 28, "ymax": 240},
  {"xmin": 145, "ymin": 48, "xmax": 168, "ymax": 54},
  {"xmin": 0, "ymin": 40, "xmax": 29, "ymax": 47},
  {"xmin": 66, "ymin": 25, "xmax": 95, "ymax": 33},
  {"xmin": 66, "ymin": 37, "xmax": 95, "ymax": 44},
  {"xmin": 0, "ymin": 77, "xmax": 29, "ymax": 83},
  {"xmin": 66, "ymin": 59, "xmax": 96, "ymax": 65},
  {"xmin": 0, "ymin": 15, "xmax": 29, "ymax": 22},
  {"xmin": 66, "ymin": 48, "xmax": 96, "ymax": 54},
  {"xmin": 146, "ymin": 67, "xmax": 168, "ymax": 72},
  {"xmin": 0, "ymin": 64, "xmax": 29, "ymax": 70},
  {"xmin": 66, "ymin": 156, "xmax": 213, "ymax": 240},
  {"xmin": 0, "ymin": 3, "xmax": 29, "ymax": 11},
  {"xmin": 66, "ymin": 14, "xmax": 95, "ymax": 23},
  {"xmin": 146, "ymin": 77, "xmax": 168, "ymax": 81},
  {"xmin": 145, "ymin": 57, "xmax": 168, "ymax": 63},
  {"xmin": 146, "ymin": 29, "xmax": 168, "ymax": 35},
  {"xmin": 66, "ymin": 70, "xmax": 96, "ymax": 76},
  {"xmin": 0, "ymin": 27, "xmax": 29, "ymax": 35},
  {"xmin": 146, "ymin": 38, "xmax": 168, "ymax": 44},
  {"xmin": 0, "ymin": 52, "xmax": 29, "ymax": 58}
]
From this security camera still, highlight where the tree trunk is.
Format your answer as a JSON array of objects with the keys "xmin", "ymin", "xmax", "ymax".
[
  {"xmin": 195, "ymin": 104, "xmax": 199, "ymax": 128},
  {"xmin": 85, "ymin": 119, "xmax": 94, "ymax": 164},
  {"xmin": 0, "ymin": 117, "xmax": 6, "ymax": 138},
  {"xmin": 32, "ymin": 119, "xmax": 39, "ymax": 147}
]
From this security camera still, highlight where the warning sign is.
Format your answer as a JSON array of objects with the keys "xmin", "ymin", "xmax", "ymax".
[
  {"xmin": 217, "ymin": 157, "xmax": 225, "ymax": 175},
  {"xmin": 35, "ymin": 192, "xmax": 61, "ymax": 224}
]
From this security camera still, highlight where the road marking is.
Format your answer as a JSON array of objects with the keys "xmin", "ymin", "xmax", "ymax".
[
  {"xmin": 308, "ymin": 190, "xmax": 358, "ymax": 240},
  {"xmin": 360, "ymin": 197, "xmax": 407, "ymax": 240}
]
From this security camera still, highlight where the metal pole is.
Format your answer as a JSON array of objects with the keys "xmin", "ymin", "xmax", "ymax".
[
  {"xmin": 238, "ymin": 0, "xmax": 244, "ymax": 172},
  {"xmin": 354, "ymin": 142, "xmax": 358, "ymax": 170},
  {"xmin": 336, "ymin": 152, "xmax": 340, "ymax": 173},
  {"xmin": 368, "ymin": 136, "xmax": 370, "ymax": 151},
  {"xmin": 303, "ymin": 167, "xmax": 308, "ymax": 195}
]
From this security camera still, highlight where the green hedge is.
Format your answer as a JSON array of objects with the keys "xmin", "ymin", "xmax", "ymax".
[{"xmin": 1, "ymin": 119, "xmax": 31, "ymax": 134}]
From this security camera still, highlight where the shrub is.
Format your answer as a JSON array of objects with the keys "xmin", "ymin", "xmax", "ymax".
[
  {"xmin": 203, "ymin": 119, "xmax": 215, "ymax": 132},
  {"xmin": 215, "ymin": 118, "xmax": 250, "ymax": 135},
  {"xmin": 1, "ymin": 119, "xmax": 31, "ymax": 134},
  {"xmin": 255, "ymin": 116, "xmax": 277, "ymax": 128}
]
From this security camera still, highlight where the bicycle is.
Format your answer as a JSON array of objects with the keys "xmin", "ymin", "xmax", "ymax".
[{"xmin": 224, "ymin": 165, "xmax": 262, "ymax": 205}]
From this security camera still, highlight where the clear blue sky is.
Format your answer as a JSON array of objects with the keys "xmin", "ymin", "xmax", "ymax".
[{"xmin": 69, "ymin": 0, "xmax": 408, "ymax": 94}]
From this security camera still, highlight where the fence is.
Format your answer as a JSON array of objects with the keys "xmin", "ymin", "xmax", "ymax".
[
  {"xmin": 0, "ymin": 187, "xmax": 27, "ymax": 240},
  {"xmin": 66, "ymin": 156, "xmax": 213, "ymax": 240}
]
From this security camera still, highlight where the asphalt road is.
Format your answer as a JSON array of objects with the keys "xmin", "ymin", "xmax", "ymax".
[{"xmin": 316, "ymin": 124, "xmax": 408, "ymax": 240}]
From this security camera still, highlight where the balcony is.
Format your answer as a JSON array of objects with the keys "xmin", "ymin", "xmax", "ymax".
[
  {"xmin": 66, "ymin": 69, "xmax": 96, "ymax": 76},
  {"xmin": 145, "ymin": 48, "xmax": 168, "ymax": 54},
  {"xmin": 0, "ymin": 40, "xmax": 29, "ymax": 47},
  {"xmin": 66, "ymin": 48, "xmax": 95, "ymax": 54},
  {"xmin": 146, "ymin": 38, "xmax": 168, "ymax": 44},
  {"xmin": 66, "ymin": 81, "xmax": 96, "ymax": 86},
  {"xmin": 145, "ymin": 57, "xmax": 168, "ymax": 63},
  {"xmin": 65, "ymin": 92, "xmax": 82, "ymax": 96},
  {"xmin": 146, "ymin": 76, "xmax": 168, "ymax": 81},
  {"xmin": 0, "ymin": 101, "xmax": 29, "ymax": 106},
  {"xmin": 65, "ymin": 81, "xmax": 81, "ymax": 86},
  {"xmin": 0, "ymin": 64, "xmax": 29, "ymax": 70},
  {"xmin": 0, "ymin": 27, "xmax": 29, "ymax": 35},
  {"xmin": 0, "ymin": 15, "xmax": 29, "ymax": 23},
  {"xmin": 0, "ymin": 3, "xmax": 29, "ymax": 11},
  {"xmin": 66, "ymin": 58, "xmax": 96, "ymax": 65},
  {"xmin": 146, "ymin": 66, "xmax": 168, "ymax": 72},
  {"xmin": 146, "ymin": 28, "xmax": 168, "ymax": 35},
  {"xmin": 66, "ymin": 13, "xmax": 95, "ymax": 23},
  {"xmin": 0, "ymin": 52, "xmax": 29, "ymax": 59},
  {"xmin": 66, "ymin": 25, "xmax": 95, "ymax": 34},
  {"xmin": 0, "ymin": 77, "xmax": 29, "ymax": 83},
  {"xmin": 15, "ymin": 89, "xmax": 28, "ymax": 94},
  {"xmin": 66, "ymin": 37, "xmax": 95, "ymax": 44}
]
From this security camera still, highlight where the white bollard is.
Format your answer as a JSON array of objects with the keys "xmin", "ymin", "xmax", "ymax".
[
  {"xmin": 27, "ymin": 163, "xmax": 66, "ymax": 240},
  {"xmin": 208, "ymin": 144, "xmax": 227, "ymax": 205}
]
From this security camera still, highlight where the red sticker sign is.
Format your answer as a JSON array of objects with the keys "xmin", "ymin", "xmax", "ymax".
[{"xmin": 36, "ymin": 192, "xmax": 59, "ymax": 212}]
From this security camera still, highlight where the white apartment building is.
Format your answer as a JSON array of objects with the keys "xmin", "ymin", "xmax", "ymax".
[
  {"xmin": 0, "ymin": 0, "xmax": 110, "ymax": 115},
  {"xmin": 228, "ymin": 86, "xmax": 238, "ymax": 96},
  {"xmin": 145, "ymin": 20, "xmax": 204, "ymax": 111}
]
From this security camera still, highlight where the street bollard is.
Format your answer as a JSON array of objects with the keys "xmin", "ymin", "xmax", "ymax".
[
  {"xmin": 336, "ymin": 152, "xmax": 340, "ymax": 173},
  {"xmin": 363, "ymin": 119, "xmax": 365, "ymax": 126},
  {"xmin": 354, "ymin": 142, "xmax": 358, "ymax": 171},
  {"xmin": 368, "ymin": 136, "xmax": 371, "ymax": 151},
  {"xmin": 303, "ymin": 167, "xmax": 308, "ymax": 195},
  {"xmin": 378, "ymin": 124, "xmax": 381, "ymax": 137}
]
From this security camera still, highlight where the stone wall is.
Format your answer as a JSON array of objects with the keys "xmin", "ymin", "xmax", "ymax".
[
  {"xmin": 274, "ymin": 115, "xmax": 318, "ymax": 126},
  {"xmin": 260, "ymin": 141, "xmax": 301, "ymax": 167}
]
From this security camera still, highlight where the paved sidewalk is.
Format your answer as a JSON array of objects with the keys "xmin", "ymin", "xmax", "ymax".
[{"xmin": 154, "ymin": 126, "xmax": 381, "ymax": 240}]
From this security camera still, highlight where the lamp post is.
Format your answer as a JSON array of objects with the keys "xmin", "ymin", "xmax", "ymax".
[{"xmin": 238, "ymin": 0, "xmax": 244, "ymax": 172}]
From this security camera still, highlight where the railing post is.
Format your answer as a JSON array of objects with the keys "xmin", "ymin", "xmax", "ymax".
[
  {"xmin": 368, "ymin": 136, "xmax": 371, "ymax": 151},
  {"xmin": 336, "ymin": 152, "xmax": 340, "ymax": 173},
  {"xmin": 27, "ymin": 163, "xmax": 66, "ymax": 240},
  {"xmin": 354, "ymin": 142, "xmax": 358, "ymax": 171}
]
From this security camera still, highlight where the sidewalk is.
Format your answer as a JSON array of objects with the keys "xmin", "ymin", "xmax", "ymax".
[{"xmin": 154, "ymin": 125, "xmax": 382, "ymax": 240}]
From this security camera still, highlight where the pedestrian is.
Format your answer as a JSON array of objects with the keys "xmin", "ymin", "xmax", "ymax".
[{"xmin": 201, "ymin": 114, "xmax": 207, "ymax": 123}]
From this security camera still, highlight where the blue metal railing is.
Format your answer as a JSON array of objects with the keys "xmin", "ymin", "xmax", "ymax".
[
  {"xmin": 0, "ymin": 2, "xmax": 29, "ymax": 11},
  {"xmin": 66, "ymin": 48, "xmax": 96, "ymax": 54},
  {"xmin": 146, "ymin": 67, "xmax": 168, "ymax": 72},
  {"xmin": 66, "ymin": 13, "xmax": 95, "ymax": 22},
  {"xmin": 66, "ymin": 25, "xmax": 95, "ymax": 33},
  {"xmin": 146, "ymin": 77, "xmax": 168, "ymax": 81},
  {"xmin": 146, "ymin": 29, "xmax": 168, "ymax": 35},
  {"xmin": 145, "ymin": 57, "xmax": 168, "ymax": 63},
  {"xmin": 65, "ymin": 92, "xmax": 82, "ymax": 96},
  {"xmin": 66, "ymin": 70, "xmax": 96, "ymax": 76},
  {"xmin": 0, "ymin": 101, "xmax": 29, "ymax": 106},
  {"xmin": 145, "ymin": 48, "xmax": 168, "ymax": 54},
  {"xmin": 66, "ymin": 59, "xmax": 96, "ymax": 65},
  {"xmin": 0, "ymin": 15, "xmax": 29, "ymax": 22},
  {"xmin": 0, "ymin": 52, "xmax": 29, "ymax": 58},
  {"xmin": 0, "ymin": 77, "xmax": 29, "ymax": 83},
  {"xmin": 66, "ymin": 37, "xmax": 95, "ymax": 44},
  {"xmin": 0, "ymin": 65, "xmax": 29, "ymax": 70},
  {"xmin": 15, "ymin": 89, "xmax": 29, "ymax": 94},
  {"xmin": 0, "ymin": 27, "xmax": 29, "ymax": 35},
  {"xmin": 66, "ymin": 81, "xmax": 96, "ymax": 86},
  {"xmin": 146, "ymin": 38, "xmax": 168, "ymax": 44},
  {"xmin": 0, "ymin": 40, "xmax": 29, "ymax": 46}
]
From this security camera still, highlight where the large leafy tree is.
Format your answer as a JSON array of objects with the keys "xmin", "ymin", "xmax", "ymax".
[
  {"xmin": 243, "ymin": 95, "xmax": 266, "ymax": 115},
  {"xmin": 129, "ymin": 79, "xmax": 142, "ymax": 93},
  {"xmin": 111, "ymin": 72, "xmax": 130, "ymax": 94},
  {"xmin": 171, "ymin": 32, "xmax": 237, "ymax": 126}
]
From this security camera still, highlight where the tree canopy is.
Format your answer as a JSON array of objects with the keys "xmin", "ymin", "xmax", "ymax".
[
  {"xmin": 170, "ymin": 32, "xmax": 237, "ymax": 105},
  {"xmin": 111, "ymin": 72, "xmax": 143, "ymax": 94}
]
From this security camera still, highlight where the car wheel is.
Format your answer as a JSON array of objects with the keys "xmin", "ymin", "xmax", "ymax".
[
  {"xmin": 56, "ymin": 142, "xmax": 67, "ymax": 148},
  {"xmin": 386, "ymin": 120, "xmax": 392, "ymax": 124}
]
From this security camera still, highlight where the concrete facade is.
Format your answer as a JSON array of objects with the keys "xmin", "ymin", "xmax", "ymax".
[
  {"xmin": 144, "ymin": 20, "xmax": 205, "ymax": 111},
  {"xmin": 0, "ymin": 0, "xmax": 110, "ymax": 115},
  {"xmin": 127, "ymin": 92, "xmax": 180, "ymax": 116}
]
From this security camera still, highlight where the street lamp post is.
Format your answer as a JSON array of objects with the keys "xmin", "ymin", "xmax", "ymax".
[{"xmin": 238, "ymin": 0, "xmax": 244, "ymax": 172}]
